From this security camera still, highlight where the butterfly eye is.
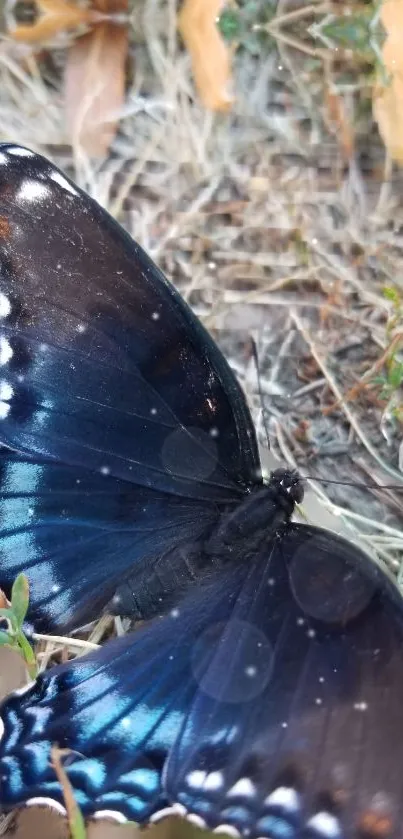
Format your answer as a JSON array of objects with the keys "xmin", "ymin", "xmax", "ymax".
[{"xmin": 288, "ymin": 533, "xmax": 377, "ymax": 625}]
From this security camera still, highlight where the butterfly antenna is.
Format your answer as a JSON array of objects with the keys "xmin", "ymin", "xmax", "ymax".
[
  {"xmin": 249, "ymin": 336, "xmax": 270, "ymax": 451},
  {"xmin": 304, "ymin": 475, "xmax": 403, "ymax": 492}
]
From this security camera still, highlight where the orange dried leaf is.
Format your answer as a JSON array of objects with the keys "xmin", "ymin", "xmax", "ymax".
[
  {"xmin": 380, "ymin": 0, "xmax": 403, "ymax": 73},
  {"xmin": 9, "ymin": 0, "xmax": 100, "ymax": 43},
  {"xmin": 65, "ymin": 19, "xmax": 128, "ymax": 157},
  {"xmin": 0, "ymin": 590, "xmax": 10, "ymax": 610},
  {"xmin": 373, "ymin": 0, "xmax": 403, "ymax": 163},
  {"xmin": 178, "ymin": 0, "xmax": 233, "ymax": 112},
  {"xmin": 373, "ymin": 78, "xmax": 403, "ymax": 164}
]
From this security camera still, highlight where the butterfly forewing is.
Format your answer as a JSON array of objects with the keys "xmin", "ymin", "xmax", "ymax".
[
  {"xmin": 0, "ymin": 144, "xmax": 260, "ymax": 496},
  {"xmin": 0, "ymin": 143, "xmax": 262, "ymax": 631}
]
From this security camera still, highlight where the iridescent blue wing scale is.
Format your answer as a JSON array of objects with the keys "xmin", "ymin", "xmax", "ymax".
[
  {"xmin": 0, "ymin": 452, "xmax": 217, "ymax": 632},
  {"xmin": 0, "ymin": 143, "xmax": 261, "ymax": 630},
  {"xmin": 0, "ymin": 144, "xmax": 259, "ymax": 496},
  {"xmin": 1, "ymin": 526, "xmax": 403, "ymax": 838}
]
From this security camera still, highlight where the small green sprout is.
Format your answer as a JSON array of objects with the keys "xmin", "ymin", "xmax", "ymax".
[{"xmin": 0, "ymin": 573, "xmax": 37, "ymax": 679}]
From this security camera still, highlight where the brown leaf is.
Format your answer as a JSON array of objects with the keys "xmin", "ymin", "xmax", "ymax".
[
  {"xmin": 373, "ymin": 0, "xmax": 403, "ymax": 163},
  {"xmin": 178, "ymin": 0, "xmax": 233, "ymax": 112},
  {"xmin": 0, "ymin": 588, "xmax": 9, "ymax": 609},
  {"xmin": 51, "ymin": 746, "xmax": 86, "ymax": 835},
  {"xmin": 373, "ymin": 78, "xmax": 403, "ymax": 164},
  {"xmin": 64, "ymin": 16, "xmax": 128, "ymax": 157},
  {"xmin": 8, "ymin": 0, "xmax": 101, "ymax": 43},
  {"xmin": 324, "ymin": 86, "xmax": 354, "ymax": 161}
]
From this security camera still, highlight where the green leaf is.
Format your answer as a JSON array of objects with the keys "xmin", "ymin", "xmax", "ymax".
[
  {"xmin": 383, "ymin": 286, "xmax": 401, "ymax": 308},
  {"xmin": 0, "ymin": 630, "xmax": 12, "ymax": 646},
  {"xmin": 16, "ymin": 631, "xmax": 38, "ymax": 679},
  {"xmin": 11, "ymin": 573, "xmax": 30, "ymax": 626},
  {"xmin": 387, "ymin": 361, "xmax": 403, "ymax": 389},
  {"xmin": 217, "ymin": 8, "xmax": 240, "ymax": 40}
]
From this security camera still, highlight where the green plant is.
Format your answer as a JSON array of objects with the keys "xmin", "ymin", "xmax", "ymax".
[
  {"xmin": 371, "ymin": 287, "xmax": 403, "ymax": 419},
  {"xmin": 0, "ymin": 574, "xmax": 37, "ymax": 679}
]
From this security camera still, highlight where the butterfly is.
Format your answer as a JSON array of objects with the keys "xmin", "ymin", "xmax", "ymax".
[{"xmin": 0, "ymin": 144, "xmax": 403, "ymax": 838}]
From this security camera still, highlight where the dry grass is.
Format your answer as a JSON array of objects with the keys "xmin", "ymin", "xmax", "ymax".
[
  {"xmin": 0, "ymin": 1, "xmax": 403, "ymax": 832},
  {"xmin": 0, "ymin": 6, "xmax": 401, "ymax": 579},
  {"xmin": 0, "ymin": 1, "xmax": 401, "ymax": 585}
]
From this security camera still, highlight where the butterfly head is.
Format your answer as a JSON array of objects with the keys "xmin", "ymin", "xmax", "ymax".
[{"xmin": 269, "ymin": 468, "xmax": 304, "ymax": 505}]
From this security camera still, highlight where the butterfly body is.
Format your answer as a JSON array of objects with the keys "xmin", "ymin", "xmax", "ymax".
[
  {"xmin": 112, "ymin": 470, "xmax": 303, "ymax": 620},
  {"xmin": 0, "ymin": 145, "xmax": 402, "ymax": 839}
]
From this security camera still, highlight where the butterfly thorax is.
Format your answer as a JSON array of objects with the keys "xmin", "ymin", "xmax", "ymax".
[{"xmin": 204, "ymin": 467, "xmax": 304, "ymax": 564}]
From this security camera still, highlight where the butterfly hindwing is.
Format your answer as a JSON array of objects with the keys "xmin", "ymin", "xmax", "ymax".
[
  {"xmin": 0, "ymin": 451, "xmax": 218, "ymax": 632},
  {"xmin": 1, "ymin": 527, "xmax": 403, "ymax": 837}
]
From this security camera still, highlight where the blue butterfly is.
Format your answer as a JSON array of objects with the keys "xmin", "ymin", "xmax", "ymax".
[{"xmin": 0, "ymin": 145, "xmax": 402, "ymax": 838}]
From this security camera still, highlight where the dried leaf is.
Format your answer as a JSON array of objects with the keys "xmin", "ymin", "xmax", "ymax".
[
  {"xmin": 0, "ymin": 589, "xmax": 10, "ymax": 610},
  {"xmin": 178, "ymin": 0, "xmax": 233, "ymax": 112},
  {"xmin": 8, "ymin": 0, "xmax": 100, "ymax": 43},
  {"xmin": 64, "ymin": 14, "xmax": 128, "ymax": 157},
  {"xmin": 380, "ymin": 0, "xmax": 403, "ymax": 74},
  {"xmin": 51, "ymin": 747, "xmax": 87, "ymax": 839},
  {"xmin": 324, "ymin": 86, "xmax": 354, "ymax": 161},
  {"xmin": 373, "ymin": 78, "xmax": 403, "ymax": 164},
  {"xmin": 373, "ymin": 0, "xmax": 403, "ymax": 163}
]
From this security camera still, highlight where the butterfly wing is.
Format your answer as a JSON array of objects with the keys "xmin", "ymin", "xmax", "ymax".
[
  {"xmin": 1, "ymin": 527, "xmax": 403, "ymax": 837},
  {"xmin": 0, "ymin": 143, "xmax": 261, "ymax": 630},
  {"xmin": 0, "ymin": 144, "xmax": 259, "ymax": 498},
  {"xmin": 0, "ymin": 451, "xmax": 218, "ymax": 633}
]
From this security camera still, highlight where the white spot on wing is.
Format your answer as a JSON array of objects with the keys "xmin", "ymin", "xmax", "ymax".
[
  {"xmin": 204, "ymin": 771, "xmax": 224, "ymax": 791},
  {"xmin": 171, "ymin": 803, "xmax": 187, "ymax": 816},
  {"xmin": 7, "ymin": 147, "xmax": 35, "ymax": 158},
  {"xmin": 186, "ymin": 770, "xmax": 206, "ymax": 788},
  {"xmin": 0, "ymin": 337, "xmax": 12, "ymax": 366},
  {"xmin": 186, "ymin": 814, "xmax": 206, "ymax": 828},
  {"xmin": 150, "ymin": 807, "xmax": 179, "ymax": 824},
  {"xmin": 213, "ymin": 825, "xmax": 240, "ymax": 837},
  {"xmin": 13, "ymin": 681, "xmax": 35, "ymax": 697},
  {"xmin": 0, "ymin": 382, "xmax": 13, "ymax": 401},
  {"xmin": 306, "ymin": 811, "xmax": 341, "ymax": 838},
  {"xmin": 26, "ymin": 797, "xmax": 67, "ymax": 816},
  {"xmin": 0, "ymin": 154, "xmax": 8, "ymax": 166},
  {"xmin": 16, "ymin": 180, "xmax": 50, "ymax": 204},
  {"xmin": 0, "ymin": 717, "xmax": 4, "ymax": 741},
  {"xmin": 227, "ymin": 777, "xmax": 255, "ymax": 798},
  {"xmin": 0, "ymin": 294, "xmax": 11, "ymax": 318},
  {"xmin": 50, "ymin": 171, "xmax": 79, "ymax": 197},
  {"xmin": 0, "ymin": 379, "xmax": 12, "ymax": 417},
  {"xmin": 265, "ymin": 786, "xmax": 300, "ymax": 812},
  {"xmin": 93, "ymin": 810, "xmax": 128, "ymax": 823}
]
